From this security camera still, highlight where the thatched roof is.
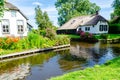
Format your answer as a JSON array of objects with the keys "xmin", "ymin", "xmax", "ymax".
[
  {"xmin": 58, "ymin": 14, "xmax": 108, "ymax": 30},
  {"xmin": 5, "ymin": 2, "xmax": 19, "ymax": 10},
  {"xmin": 5, "ymin": 2, "xmax": 28, "ymax": 20}
]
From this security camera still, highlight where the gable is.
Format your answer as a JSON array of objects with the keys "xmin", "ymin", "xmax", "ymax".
[{"xmin": 5, "ymin": 2, "xmax": 28, "ymax": 20}]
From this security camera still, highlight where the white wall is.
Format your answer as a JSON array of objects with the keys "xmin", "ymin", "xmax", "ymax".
[
  {"xmin": 77, "ymin": 21, "xmax": 109, "ymax": 34},
  {"xmin": 0, "ymin": 10, "xmax": 28, "ymax": 37}
]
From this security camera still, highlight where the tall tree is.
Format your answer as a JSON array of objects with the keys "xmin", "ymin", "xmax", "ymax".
[
  {"xmin": 35, "ymin": 6, "xmax": 44, "ymax": 29},
  {"xmin": 0, "ymin": 0, "xmax": 4, "ymax": 17},
  {"xmin": 111, "ymin": 0, "xmax": 120, "ymax": 18},
  {"xmin": 43, "ymin": 11, "xmax": 53, "ymax": 28},
  {"xmin": 35, "ymin": 6, "xmax": 54, "ymax": 30},
  {"xmin": 55, "ymin": 0, "xmax": 100, "ymax": 26}
]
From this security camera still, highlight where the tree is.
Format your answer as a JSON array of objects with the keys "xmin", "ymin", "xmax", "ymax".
[
  {"xmin": 43, "ymin": 11, "xmax": 53, "ymax": 28},
  {"xmin": 0, "ymin": 0, "xmax": 4, "ymax": 17},
  {"xmin": 35, "ymin": 6, "xmax": 54, "ymax": 30},
  {"xmin": 35, "ymin": 6, "xmax": 44, "ymax": 29},
  {"xmin": 111, "ymin": 0, "xmax": 120, "ymax": 18},
  {"xmin": 55, "ymin": 0, "xmax": 100, "ymax": 26}
]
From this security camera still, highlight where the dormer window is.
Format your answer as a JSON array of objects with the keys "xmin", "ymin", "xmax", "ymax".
[
  {"xmin": 11, "ymin": 10, "xmax": 16, "ymax": 17},
  {"xmin": 71, "ymin": 20, "xmax": 76, "ymax": 24}
]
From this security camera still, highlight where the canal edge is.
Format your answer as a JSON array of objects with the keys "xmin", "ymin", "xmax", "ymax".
[{"xmin": 0, "ymin": 44, "xmax": 70, "ymax": 60}]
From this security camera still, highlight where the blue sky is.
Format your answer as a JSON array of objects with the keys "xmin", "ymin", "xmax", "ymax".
[{"xmin": 8, "ymin": 0, "xmax": 113, "ymax": 29}]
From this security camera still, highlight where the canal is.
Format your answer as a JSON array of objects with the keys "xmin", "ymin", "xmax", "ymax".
[{"xmin": 0, "ymin": 42, "xmax": 120, "ymax": 80}]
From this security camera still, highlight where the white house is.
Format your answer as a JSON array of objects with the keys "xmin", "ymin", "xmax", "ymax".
[
  {"xmin": 0, "ymin": 1, "xmax": 32, "ymax": 37},
  {"xmin": 57, "ymin": 12, "xmax": 109, "ymax": 34}
]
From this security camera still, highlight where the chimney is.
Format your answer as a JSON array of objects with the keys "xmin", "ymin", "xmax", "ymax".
[{"xmin": 96, "ymin": 11, "xmax": 99, "ymax": 15}]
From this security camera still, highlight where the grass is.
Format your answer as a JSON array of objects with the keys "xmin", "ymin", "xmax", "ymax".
[
  {"xmin": 58, "ymin": 34, "xmax": 80, "ymax": 39},
  {"xmin": 0, "ymin": 49, "xmax": 15, "ymax": 56},
  {"xmin": 107, "ymin": 34, "xmax": 120, "ymax": 39},
  {"xmin": 0, "ymin": 49, "xmax": 27, "ymax": 56},
  {"xmin": 95, "ymin": 34, "xmax": 120, "ymax": 39},
  {"xmin": 50, "ymin": 57, "xmax": 120, "ymax": 80}
]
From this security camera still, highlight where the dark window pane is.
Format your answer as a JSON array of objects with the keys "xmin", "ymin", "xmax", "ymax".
[
  {"xmin": 3, "ymin": 25, "xmax": 5, "ymax": 28},
  {"xmin": 3, "ymin": 30, "xmax": 5, "ymax": 32},
  {"xmin": 21, "ymin": 29, "xmax": 23, "ymax": 32},
  {"xmin": 7, "ymin": 29, "xmax": 9, "ymax": 32},
  {"xmin": 6, "ymin": 25, "xmax": 8, "ymax": 28},
  {"xmin": 21, "ymin": 26, "xmax": 23, "ymax": 28}
]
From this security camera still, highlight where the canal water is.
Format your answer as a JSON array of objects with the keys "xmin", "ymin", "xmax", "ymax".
[{"xmin": 0, "ymin": 42, "xmax": 120, "ymax": 80}]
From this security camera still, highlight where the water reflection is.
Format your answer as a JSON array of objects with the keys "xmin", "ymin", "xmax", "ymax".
[
  {"xmin": 70, "ymin": 42, "xmax": 120, "ymax": 67},
  {"xmin": 0, "ymin": 42, "xmax": 120, "ymax": 80}
]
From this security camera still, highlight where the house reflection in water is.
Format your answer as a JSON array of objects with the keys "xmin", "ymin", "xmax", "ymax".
[
  {"xmin": 70, "ymin": 42, "xmax": 115, "ymax": 67},
  {"xmin": 0, "ymin": 63, "xmax": 30, "ymax": 80}
]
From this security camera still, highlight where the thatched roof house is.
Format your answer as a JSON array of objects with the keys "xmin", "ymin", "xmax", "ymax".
[
  {"xmin": 0, "ymin": 1, "xmax": 32, "ymax": 37},
  {"xmin": 57, "ymin": 13, "xmax": 109, "ymax": 34},
  {"xmin": 5, "ymin": 2, "xmax": 28, "ymax": 20}
]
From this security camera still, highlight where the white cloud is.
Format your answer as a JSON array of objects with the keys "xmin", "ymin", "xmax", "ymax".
[{"xmin": 32, "ymin": 2, "xmax": 43, "ymax": 6}]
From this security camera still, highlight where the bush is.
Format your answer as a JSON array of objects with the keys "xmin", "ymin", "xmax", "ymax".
[
  {"xmin": 77, "ymin": 31, "xmax": 98, "ymax": 42},
  {"xmin": 100, "ymin": 34, "xmax": 108, "ymax": 39},
  {"xmin": 39, "ymin": 30, "xmax": 46, "ymax": 37},
  {"xmin": 45, "ymin": 28, "xmax": 56, "ymax": 40},
  {"xmin": 0, "ymin": 37, "xmax": 20, "ymax": 50},
  {"xmin": 109, "ymin": 24, "xmax": 120, "ymax": 34},
  {"xmin": 0, "ymin": 32, "xmax": 70, "ymax": 52},
  {"xmin": 55, "ymin": 35, "xmax": 70, "ymax": 45}
]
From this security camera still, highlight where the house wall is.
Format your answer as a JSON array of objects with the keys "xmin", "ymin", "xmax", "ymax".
[
  {"xmin": 0, "ymin": 10, "xmax": 28, "ymax": 37},
  {"xmin": 57, "ymin": 29, "xmax": 76, "ymax": 34},
  {"xmin": 77, "ymin": 21, "xmax": 109, "ymax": 34}
]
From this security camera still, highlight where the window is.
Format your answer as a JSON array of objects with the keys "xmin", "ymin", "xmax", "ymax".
[
  {"xmin": 85, "ymin": 27, "xmax": 90, "ymax": 31},
  {"xmin": 11, "ymin": 11, "xmax": 16, "ymax": 17},
  {"xmin": 104, "ymin": 25, "xmax": 108, "ymax": 31},
  {"xmin": 2, "ymin": 20, "xmax": 10, "ymax": 34},
  {"xmin": 71, "ymin": 20, "xmax": 76, "ymax": 24},
  {"xmin": 99, "ymin": 25, "xmax": 103, "ymax": 31},
  {"xmin": 99, "ymin": 25, "xmax": 108, "ymax": 31},
  {"xmin": 17, "ymin": 20, "xmax": 24, "ymax": 33},
  {"xmin": 78, "ymin": 28, "xmax": 81, "ymax": 31}
]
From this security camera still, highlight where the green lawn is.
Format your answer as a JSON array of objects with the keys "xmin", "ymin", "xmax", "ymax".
[
  {"xmin": 58, "ymin": 34, "xmax": 80, "ymax": 39},
  {"xmin": 95, "ymin": 34, "xmax": 120, "ymax": 39},
  {"xmin": 59, "ymin": 34, "xmax": 120, "ymax": 40},
  {"xmin": 50, "ymin": 57, "xmax": 120, "ymax": 80},
  {"xmin": 108, "ymin": 34, "xmax": 120, "ymax": 39}
]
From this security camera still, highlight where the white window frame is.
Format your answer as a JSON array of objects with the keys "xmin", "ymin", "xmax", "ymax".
[
  {"xmin": 11, "ymin": 10, "xmax": 16, "ymax": 17},
  {"xmin": 17, "ymin": 20, "xmax": 24, "ymax": 34},
  {"xmin": 85, "ymin": 27, "xmax": 90, "ymax": 31},
  {"xmin": 2, "ymin": 19, "xmax": 10, "ymax": 34},
  {"xmin": 99, "ymin": 25, "xmax": 108, "ymax": 31}
]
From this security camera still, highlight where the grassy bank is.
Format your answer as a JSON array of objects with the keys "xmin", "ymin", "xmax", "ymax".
[
  {"xmin": 58, "ymin": 34, "xmax": 80, "ymax": 39},
  {"xmin": 0, "ymin": 33, "xmax": 70, "ymax": 56},
  {"xmin": 62, "ymin": 34, "xmax": 120, "ymax": 40},
  {"xmin": 95, "ymin": 34, "xmax": 120, "ymax": 39},
  {"xmin": 50, "ymin": 57, "xmax": 120, "ymax": 80}
]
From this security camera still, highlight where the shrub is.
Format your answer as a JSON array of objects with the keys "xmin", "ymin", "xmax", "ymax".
[
  {"xmin": 45, "ymin": 28, "xmax": 56, "ymax": 40},
  {"xmin": 100, "ymin": 34, "xmax": 108, "ymax": 39},
  {"xmin": 39, "ymin": 30, "xmax": 46, "ymax": 37},
  {"xmin": 77, "ymin": 31, "xmax": 98, "ymax": 42},
  {"xmin": 55, "ymin": 35, "xmax": 70, "ymax": 45},
  {"xmin": 109, "ymin": 24, "xmax": 120, "ymax": 34},
  {"xmin": 0, "ymin": 32, "xmax": 70, "ymax": 54}
]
